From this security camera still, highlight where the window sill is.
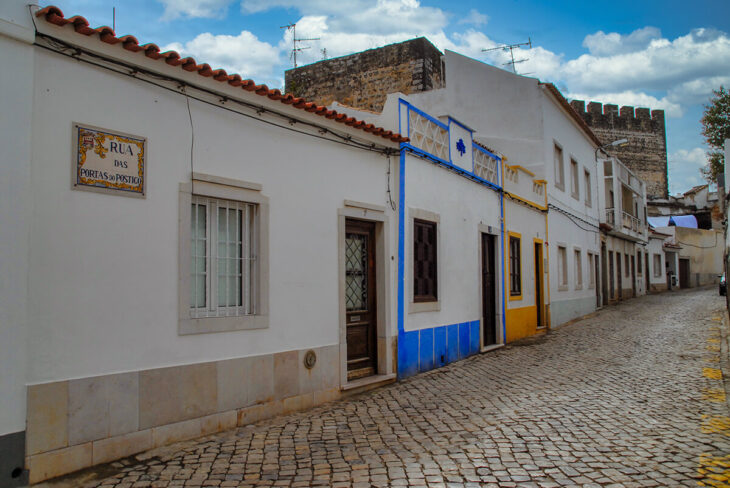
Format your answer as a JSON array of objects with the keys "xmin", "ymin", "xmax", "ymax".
[
  {"xmin": 179, "ymin": 314, "xmax": 269, "ymax": 335},
  {"xmin": 508, "ymin": 294, "xmax": 523, "ymax": 302},
  {"xmin": 575, "ymin": 285, "xmax": 583, "ymax": 290},
  {"xmin": 409, "ymin": 300, "xmax": 441, "ymax": 313},
  {"xmin": 558, "ymin": 285, "xmax": 569, "ymax": 292}
]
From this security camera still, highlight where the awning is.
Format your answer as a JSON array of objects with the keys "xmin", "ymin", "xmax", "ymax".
[
  {"xmin": 648, "ymin": 216, "xmax": 670, "ymax": 227},
  {"xmin": 669, "ymin": 214, "xmax": 698, "ymax": 228},
  {"xmin": 647, "ymin": 215, "xmax": 698, "ymax": 228}
]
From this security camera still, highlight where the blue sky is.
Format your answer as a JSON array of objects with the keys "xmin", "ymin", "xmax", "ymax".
[{"xmin": 45, "ymin": 0, "xmax": 730, "ymax": 195}]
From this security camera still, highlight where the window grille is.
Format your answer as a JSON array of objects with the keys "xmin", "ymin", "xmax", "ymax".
[
  {"xmin": 190, "ymin": 196, "xmax": 257, "ymax": 318},
  {"xmin": 413, "ymin": 219, "xmax": 438, "ymax": 301}
]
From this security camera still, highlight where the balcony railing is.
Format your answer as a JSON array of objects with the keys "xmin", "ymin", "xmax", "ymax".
[
  {"xmin": 605, "ymin": 208, "xmax": 616, "ymax": 225},
  {"xmin": 622, "ymin": 211, "xmax": 641, "ymax": 233}
]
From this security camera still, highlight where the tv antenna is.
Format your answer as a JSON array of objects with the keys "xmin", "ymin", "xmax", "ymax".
[
  {"xmin": 280, "ymin": 23, "xmax": 320, "ymax": 68},
  {"xmin": 482, "ymin": 38, "xmax": 532, "ymax": 74}
]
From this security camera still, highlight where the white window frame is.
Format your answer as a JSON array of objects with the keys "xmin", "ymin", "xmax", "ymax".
[
  {"xmin": 584, "ymin": 169, "xmax": 592, "ymax": 207},
  {"xmin": 574, "ymin": 247, "xmax": 583, "ymax": 289},
  {"xmin": 179, "ymin": 174, "xmax": 269, "ymax": 335},
  {"xmin": 588, "ymin": 252, "xmax": 596, "ymax": 289},
  {"xmin": 653, "ymin": 253, "xmax": 662, "ymax": 278},
  {"xmin": 570, "ymin": 158, "xmax": 579, "ymax": 200},
  {"xmin": 408, "ymin": 207, "xmax": 442, "ymax": 313},
  {"xmin": 557, "ymin": 245, "xmax": 568, "ymax": 291},
  {"xmin": 554, "ymin": 143, "xmax": 565, "ymax": 191}
]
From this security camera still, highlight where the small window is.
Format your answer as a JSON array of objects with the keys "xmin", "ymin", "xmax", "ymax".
[
  {"xmin": 653, "ymin": 254, "xmax": 662, "ymax": 277},
  {"xmin": 554, "ymin": 144, "xmax": 564, "ymax": 190},
  {"xmin": 190, "ymin": 196, "xmax": 258, "ymax": 317},
  {"xmin": 584, "ymin": 169, "xmax": 592, "ymax": 207},
  {"xmin": 588, "ymin": 253, "xmax": 596, "ymax": 287},
  {"xmin": 637, "ymin": 252, "xmax": 643, "ymax": 275},
  {"xmin": 558, "ymin": 246, "xmax": 568, "ymax": 289},
  {"xmin": 574, "ymin": 249, "xmax": 583, "ymax": 288},
  {"xmin": 509, "ymin": 235, "xmax": 521, "ymax": 297},
  {"xmin": 570, "ymin": 159, "xmax": 579, "ymax": 200},
  {"xmin": 413, "ymin": 219, "xmax": 438, "ymax": 302},
  {"xmin": 625, "ymin": 254, "xmax": 630, "ymax": 277}
]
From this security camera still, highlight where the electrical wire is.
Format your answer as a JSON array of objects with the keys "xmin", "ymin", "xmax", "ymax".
[
  {"xmin": 548, "ymin": 203, "xmax": 601, "ymax": 234},
  {"xmin": 33, "ymin": 33, "xmax": 399, "ymax": 158},
  {"xmin": 184, "ymin": 88, "xmax": 195, "ymax": 193},
  {"xmin": 676, "ymin": 231, "xmax": 720, "ymax": 249},
  {"xmin": 386, "ymin": 155, "xmax": 396, "ymax": 211}
]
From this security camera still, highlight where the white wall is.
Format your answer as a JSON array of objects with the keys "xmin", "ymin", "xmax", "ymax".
[
  {"xmin": 648, "ymin": 237, "xmax": 667, "ymax": 287},
  {"xmin": 504, "ymin": 197, "xmax": 547, "ymax": 310},
  {"xmin": 407, "ymin": 51, "xmax": 545, "ymax": 171},
  {"xmin": 540, "ymin": 89, "xmax": 601, "ymax": 324},
  {"xmin": 403, "ymin": 154, "xmax": 502, "ymax": 331},
  {"xmin": 25, "ymin": 41, "xmax": 398, "ymax": 384},
  {"xmin": 0, "ymin": 1, "xmax": 35, "ymax": 436}
]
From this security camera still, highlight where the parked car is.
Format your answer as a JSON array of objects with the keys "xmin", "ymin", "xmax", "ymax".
[{"xmin": 720, "ymin": 273, "xmax": 726, "ymax": 296}]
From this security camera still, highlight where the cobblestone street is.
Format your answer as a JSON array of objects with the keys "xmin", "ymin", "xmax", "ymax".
[{"xmin": 47, "ymin": 288, "xmax": 730, "ymax": 488}]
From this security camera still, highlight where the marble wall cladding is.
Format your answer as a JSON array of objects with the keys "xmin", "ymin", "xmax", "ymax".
[
  {"xmin": 139, "ymin": 362, "xmax": 218, "ymax": 430},
  {"xmin": 26, "ymin": 344, "xmax": 344, "ymax": 483},
  {"xmin": 26, "ymin": 381, "xmax": 68, "ymax": 455}
]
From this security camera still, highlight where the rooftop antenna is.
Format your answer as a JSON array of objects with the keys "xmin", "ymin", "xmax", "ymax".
[
  {"xmin": 112, "ymin": 6, "xmax": 115, "ymax": 32},
  {"xmin": 482, "ymin": 37, "xmax": 532, "ymax": 74},
  {"xmin": 280, "ymin": 23, "xmax": 320, "ymax": 68}
]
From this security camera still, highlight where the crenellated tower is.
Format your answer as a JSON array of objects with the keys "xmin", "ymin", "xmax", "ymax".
[{"xmin": 570, "ymin": 100, "xmax": 668, "ymax": 200}]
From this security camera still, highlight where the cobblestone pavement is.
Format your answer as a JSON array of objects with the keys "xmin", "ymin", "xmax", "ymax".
[{"xmin": 46, "ymin": 288, "xmax": 730, "ymax": 487}]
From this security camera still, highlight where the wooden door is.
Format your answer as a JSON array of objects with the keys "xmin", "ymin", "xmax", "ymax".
[
  {"xmin": 482, "ymin": 234, "xmax": 497, "ymax": 346},
  {"xmin": 595, "ymin": 255, "xmax": 600, "ymax": 307},
  {"xmin": 679, "ymin": 258, "xmax": 690, "ymax": 288},
  {"xmin": 345, "ymin": 219, "xmax": 377, "ymax": 380},
  {"xmin": 631, "ymin": 255, "xmax": 636, "ymax": 297},
  {"xmin": 616, "ymin": 253, "xmax": 622, "ymax": 299},
  {"xmin": 534, "ymin": 242, "xmax": 544, "ymax": 328}
]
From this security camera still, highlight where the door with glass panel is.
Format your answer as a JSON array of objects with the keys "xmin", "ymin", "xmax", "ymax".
[{"xmin": 344, "ymin": 219, "xmax": 377, "ymax": 380}]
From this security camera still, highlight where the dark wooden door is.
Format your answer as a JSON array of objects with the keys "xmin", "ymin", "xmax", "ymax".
[
  {"xmin": 345, "ymin": 219, "xmax": 377, "ymax": 380},
  {"xmin": 482, "ymin": 234, "xmax": 497, "ymax": 346},
  {"xmin": 595, "ymin": 255, "xmax": 600, "ymax": 307},
  {"xmin": 616, "ymin": 253, "xmax": 622, "ymax": 299},
  {"xmin": 645, "ymin": 253, "xmax": 650, "ymax": 291},
  {"xmin": 534, "ymin": 242, "xmax": 544, "ymax": 328},
  {"xmin": 679, "ymin": 258, "xmax": 690, "ymax": 288},
  {"xmin": 631, "ymin": 255, "xmax": 636, "ymax": 297}
]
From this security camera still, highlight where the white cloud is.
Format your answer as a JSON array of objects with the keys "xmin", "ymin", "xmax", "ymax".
[
  {"xmin": 458, "ymin": 9, "xmax": 488, "ymax": 27},
  {"xmin": 563, "ymin": 28, "xmax": 730, "ymax": 94},
  {"xmin": 668, "ymin": 147, "xmax": 709, "ymax": 194},
  {"xmin": 582, "ymin": 27, "xmax": 662, "ymax": 56},
  {"xmin": 158, "ymin": 0, "xmax": 233, "ymax": 20},
  {"xmin": 162, "ymin": 31, "xmax": 282, "ymax": 86}
]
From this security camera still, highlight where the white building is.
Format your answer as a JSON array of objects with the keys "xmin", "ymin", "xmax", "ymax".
[
  {"xmin": 1, "ymin": 4, "xmax": 408, "ymax": 483},
  {"xmin": 597, "ymin": 156, "xmax": 649, "ymax": 303},
  {"xmin": 403, "ymin": 51, "xmax": 603, "ymax": 327}
]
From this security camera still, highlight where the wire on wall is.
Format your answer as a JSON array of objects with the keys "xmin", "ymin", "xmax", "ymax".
[
  {"xmin": 33, "ymin": 33, "xmax": 398, "ymax": 159},
  {"xmin": 548, "ymin": 203, "xmax": 601, "ymax": 234},
  {"xmin": 386, "ymin": 155, "xmax": 396, "ymax": 211},
  {"xmin": 184, "ymin": 88, "xmax": 195, "ymax": 192}
]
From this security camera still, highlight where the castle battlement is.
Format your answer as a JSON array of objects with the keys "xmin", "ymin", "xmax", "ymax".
[
  {"xmin": 570, "ymin": 100, "xmax": 664, "ymax": 124},
  {"xmin": 569, "ymin": 99, "xmax": 668, "ymax": 199}
]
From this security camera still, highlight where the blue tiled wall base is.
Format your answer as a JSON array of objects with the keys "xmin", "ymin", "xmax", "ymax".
[{"xmin": 398, "ymin": 320, "xmax": 481, "ymax": 378}]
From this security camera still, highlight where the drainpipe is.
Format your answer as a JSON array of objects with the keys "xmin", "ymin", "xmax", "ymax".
[{"xmin": 500, "ymin": 159, "xmax": 507, "ymax": 344}]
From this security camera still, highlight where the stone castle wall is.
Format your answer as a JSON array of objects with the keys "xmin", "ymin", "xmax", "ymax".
[
  {"xmin": 285, "ymin": 37, "xmax": 443, "ymax": 113},
  {"xmin": 570, "ymin": 100, "xmax": 668, "ymax": 200}
]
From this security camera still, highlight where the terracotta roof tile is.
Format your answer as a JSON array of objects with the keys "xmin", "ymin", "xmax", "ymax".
[{"xmin": 35, "ymin": 5, "xmax": 407, "ymax": 144}]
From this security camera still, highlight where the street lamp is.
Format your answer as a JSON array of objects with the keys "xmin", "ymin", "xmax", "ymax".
[{"xmin": 595, "ymin": 138, "xmax": 628, "ymax": 160}]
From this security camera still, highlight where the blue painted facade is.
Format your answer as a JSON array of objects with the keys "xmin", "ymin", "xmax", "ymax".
[{"xmin": 395, "ymin": 98, "xmax": 506, "ymax": 379}]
